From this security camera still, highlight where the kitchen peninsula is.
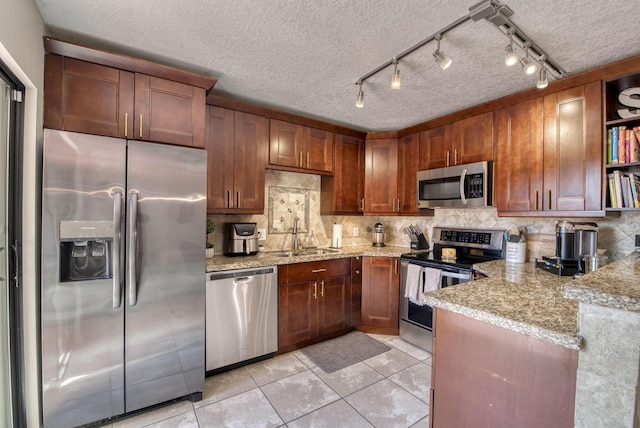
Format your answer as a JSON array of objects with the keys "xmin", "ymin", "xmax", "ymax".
[{"xmin": 423, "ymin": 253, "xmax": 640, "ymax": 428}]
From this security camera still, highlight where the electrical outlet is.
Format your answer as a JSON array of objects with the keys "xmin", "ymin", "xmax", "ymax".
[
  {"xmin": 258, "ymin": 228, "xmax": 267, "ymax": 241},
  {"xmin": 353, "ymin": 227, "xmax": 359, "ymax": 237}
]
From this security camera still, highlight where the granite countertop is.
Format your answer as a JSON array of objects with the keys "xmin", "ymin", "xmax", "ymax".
[
  {"xmin": 205, "ymin": 244, "xmax": 409, "ymax": 272},
  {"xmin": 562, "ymin": 252, "xmax": 640, "ymax": 312},
  {"xmin": 421, "ymin": 259, "xmax": 582, "ymax": 350}
]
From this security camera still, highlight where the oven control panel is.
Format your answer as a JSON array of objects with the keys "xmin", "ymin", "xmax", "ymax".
[
  {"xmin": 432, "ymin": 227, "xmax": 505, "ymax": 251},
  {"xmin": 438, "ymin": 230, "xmax": 492, "ymax": 245}
]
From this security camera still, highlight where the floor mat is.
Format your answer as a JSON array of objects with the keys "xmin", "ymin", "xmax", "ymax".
[{"xmin": 300, "ymin": 331, "xmax": 391, "ymax": 373}]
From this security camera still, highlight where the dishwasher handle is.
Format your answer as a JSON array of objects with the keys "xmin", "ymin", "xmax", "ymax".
[{"xmin": 208, "ymin": 267, "xmax": 275, "ymax": 281}]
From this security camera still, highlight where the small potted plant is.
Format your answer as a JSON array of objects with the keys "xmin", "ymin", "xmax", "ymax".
[{"xmin": 206, "ymin": 219, "xmax": 215, "ymax": 258}]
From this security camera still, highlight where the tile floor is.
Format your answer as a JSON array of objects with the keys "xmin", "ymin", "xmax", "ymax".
[{"xmin": 106, "ymin": 334, "xmax": 432, "ymax": 428}]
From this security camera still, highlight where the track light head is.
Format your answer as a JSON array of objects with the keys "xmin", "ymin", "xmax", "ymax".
[
  {"xmin": 391, "ymin": 60, "xmax": 401, "ymax": 89},
  {"xmin": 504, "ymin": 45, "xmax": 518, "ymax": 66},
  {"xmin": 537, "ymin": 58, "xmax": 548, "ymax": 89},
  {"xmin": 433, "ymin": 35, "xmax": 452, "ymax": 70},
  {"xmin": 504, "ymin": 29, "xmax": 518, "ymax": 66},
  {"xmin": 520, "ymin": 43, "xmax": 538, "ymax": 75},
  {"xmin": 356, "ymin": 82, "xmax": 364, "ymax": 108}
]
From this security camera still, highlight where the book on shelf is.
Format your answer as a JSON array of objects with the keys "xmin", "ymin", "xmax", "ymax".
[
  {"xmin": 608, "ymin": 173, "xmax": 617, "ymax": 208},
  {"xmin": 607, "ymin": 128, "xmax": 613, "ymax": 164},
  {"xmin": 631, "ymin": 173, "xmax": 640, "ymax": 208},
  {"xmin": 611, "ymin": 126, "xmax": 619, "ymax": 164},
  {"xmin": 618, "ymin": 125, "xmax": 627, "ymax": 164},
  {"xmin": 608, "ymin": 171, "xmax": 640, "ymax": 208},
  {"xmin": 632, "ymin": 127, "xmax": 640, "ymax": 163}
]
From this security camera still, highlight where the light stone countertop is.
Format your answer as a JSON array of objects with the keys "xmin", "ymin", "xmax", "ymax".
[
  {"xmin": 562, "ymin": 251, "xmax": 640, "ymax": 312},
  {"xmin": 421, "ymin": 259, "xmax": 582, "ymax": 350},
  {"xmin": 205, "ymin": 244, "xmax": 409, "ymax": 273}
]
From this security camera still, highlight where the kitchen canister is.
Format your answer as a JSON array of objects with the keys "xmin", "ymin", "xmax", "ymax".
[{"xmin": 506, "ymin": 242, "xmax": 526, "ymax": 263}]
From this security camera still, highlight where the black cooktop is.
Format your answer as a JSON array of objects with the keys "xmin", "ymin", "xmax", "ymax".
[{"xmin": 400, "ymin": 227, "xmax": 506, "ymax": 270}]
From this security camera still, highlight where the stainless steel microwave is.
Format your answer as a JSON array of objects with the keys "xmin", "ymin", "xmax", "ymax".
[{"xmin": 417, "ymin": 161, "xmax": 493, "ymax": 209}]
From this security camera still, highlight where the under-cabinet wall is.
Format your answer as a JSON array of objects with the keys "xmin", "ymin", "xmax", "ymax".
[{"xmin": 207, "ymin": 169, "xmax": 640, "ymax": 261}]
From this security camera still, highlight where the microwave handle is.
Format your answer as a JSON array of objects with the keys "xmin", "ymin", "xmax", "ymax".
[{"xmin": 459, "ymin": 168, "xmax": 468, "ymax": 205}]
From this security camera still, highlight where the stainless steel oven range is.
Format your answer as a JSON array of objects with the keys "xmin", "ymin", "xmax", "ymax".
[{"xmin": 399, "ymin": 227, "xmax": 505, "ymax": 352}]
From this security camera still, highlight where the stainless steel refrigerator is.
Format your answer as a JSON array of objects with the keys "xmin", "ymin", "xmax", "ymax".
[{"xmin": 41, "ymin": 129, "xmax": 207, "ymax": 428}]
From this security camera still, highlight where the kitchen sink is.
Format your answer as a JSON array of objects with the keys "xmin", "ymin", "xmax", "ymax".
[{"xmin": 268, "ymin": 248, "xmax": 339, "ymax": 257}]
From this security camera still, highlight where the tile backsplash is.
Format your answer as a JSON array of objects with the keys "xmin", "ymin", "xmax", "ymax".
[{"xmin": 208, "ymin": 170, "xmax": 640, "ymax": 261}]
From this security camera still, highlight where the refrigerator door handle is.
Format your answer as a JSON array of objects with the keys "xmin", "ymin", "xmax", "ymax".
[
  {"xmin": 113, "ymin": 191, "xmax": 122, "ymax": 308},
  {"xmin": 128, "ymin": 192, "xmax": 139, "ymax": 306}
]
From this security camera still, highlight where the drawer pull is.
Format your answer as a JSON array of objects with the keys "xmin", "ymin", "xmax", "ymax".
[
  {"xmin": 124, "ymin": 113, "xmax": 128, "ymax": 138},
  {"xmin": 311, "ymin": 268, "xmax": 327, "ymax": 273},
  {"xmin": 320, "ymin": 280, "xmax": 324, "ymax": 297},
  {"xmin": 313, "ymin": 282, "xmax": 317, "ymax": 299}
]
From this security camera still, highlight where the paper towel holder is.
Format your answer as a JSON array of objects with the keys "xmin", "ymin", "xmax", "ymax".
[{"xmin": 331, "ymin": 223, "xmax": 342, "ymax": 249}]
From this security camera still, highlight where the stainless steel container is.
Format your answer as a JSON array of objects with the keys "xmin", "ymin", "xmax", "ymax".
[
  {"xmin": 224, "ymin": 223, "xmax": 259, "ymax": 256},
  {"xmin": 373, "ymin": 223, "xmax": 386, "ymax": 247},
  {"xmin": 574, "ymin": 222, "xmax": 598, "ymax": 258}
]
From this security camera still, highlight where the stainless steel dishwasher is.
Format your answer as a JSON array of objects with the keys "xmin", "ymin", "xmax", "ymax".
[{"xmin": 205, "ymin": 266, "xmax": 278, "ymax": 372}]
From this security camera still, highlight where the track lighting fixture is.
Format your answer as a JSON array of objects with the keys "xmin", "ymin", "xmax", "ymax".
[
  {"xmin": 504, "ymin": 29, "xmax": 518, "ymax": 66},
  {"xmin": 391, "ymin": 59, "xmax": 401, "ymax": 89},
  {"xmin": 356, "ymin": 81, "xmax": 364, "ymax": 108},
  {"xmin": 520, "ymin": 43, "xmax": 538, "ymax": 75},
  {"xmin": 537, "ymin": 56, "xmax": 548, "ymax": 89},
  {"xmin": 351, "ymin": 0, "xmax": 565, "ymax": 108},
  {"xmin": 433, "ymin": 35, "xmax": 452, "ymax": 70}
]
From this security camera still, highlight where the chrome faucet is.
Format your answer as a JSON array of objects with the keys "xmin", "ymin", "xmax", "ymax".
[{"xmin": 292, "ymin": 217, "xmax": 300, "ymax": 250}]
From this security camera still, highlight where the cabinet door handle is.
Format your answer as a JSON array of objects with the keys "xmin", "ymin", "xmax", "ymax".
[
  {"xmin": 355, "ymin": 269, "xmax": 360, "ymax": 274},
  {"xmin": 446, "ymin": 150, "xmax": 450, "ymax": 167},
  {"xmin": 397, "ymin": 198, "xmax": 401, "ymax": 212},
  {"xmin": 395, "ymin": 259, "xmax": 398, "ymax": 275},
  {"xmin": 320, "ymin": 280, "xmax": 324, "ymax": 297},
  {"xmin": 454, "ymin": 149, "xmax": 458, "ymax": 166},
  {"xmin": 124, "ymin": 113, "xmax": 128, "ymax": 138},
  {"xmin": 227, "ymin": 191, "xmax": 231, "ymax": 208},
  {"xmin": 361, "ymin": 198, "xmax": 365, "ymax": 212},
  {"xmin": 535, "ymin": 190, "xmax": 539, "ymax": 210},
  {"xmin": 313, "ymin": 282, "xmax": 317, "ymax": 299},
  {"xmin": 306, "ymin": 152, "xmax": 310, "ymax": 168},
  {"xmin": 299, "ymin": 152, "xmax": 303, "ymax": 167},
  {"xmin": 312, "ymin": 268, "xmax": 327, "ymax": 273},
  {"xmin": 548, "ymin": 190, "xmax": 552, "ymax": 210},
  {"xmin": 139, "ymin": 114, "xmax": 143, "ymax": 139},
  {"xmin": 237, "ymin": 191, "xmax": 240, "ymax": 208}
]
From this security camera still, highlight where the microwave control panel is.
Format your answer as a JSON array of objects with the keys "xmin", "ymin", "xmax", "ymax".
[{"xmin": 465, "ymin": 173, "xmax": 484, "ymax": 198}]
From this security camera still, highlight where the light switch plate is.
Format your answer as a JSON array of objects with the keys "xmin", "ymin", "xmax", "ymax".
[{"xmin": 258, "ymin": 229, "xmax": 266, "ymax": 241}]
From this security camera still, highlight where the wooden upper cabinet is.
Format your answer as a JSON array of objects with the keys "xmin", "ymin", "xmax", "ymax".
[
  {"xmin": 397, "ymin": 133, "xmax": 419, "ymax": 214},
  {"xmin": 495, "ymin": 98, "xmax": 544, "ymax": 213},
  {"xmin": 496, "ymin": 82, "xmax": 603, "ymax": 216},
  {"xmin": 45, "ymin": 55, "xmax": 134, "ymax": 138},
  {"xmin": 418, "ymin": 112, "xmax": 493, "ymax": 170},
  {"xmin": 364, "ymin": 138, "xmax": 399, "ymax": 214},
  {"xmin": 205, "ymin": 106, "xmax": 267, "ymax": 214},
  {"xmin": 134, "ymin": 74, "xmax": 205, "ymax": 147},
  {"xmin": 452, "ymin": 112, "xmax": 494, "ymax": 165},
  {"xmin": 305, "ymin": 127, "xmax": 334, "ymax": 172},
  {"xmin": 542, "ymin": 82, "xmax": 602, "ymax": 212},
  {"xmin": 269, "ymin": 120, "xmax": 304, "ymax": 168},
  {"xmin": 44, "ymin": 54, "xmax": 206, "ymax": 147},
  {"xmin": 269, "ymin": 119, "xmax": 334, "ymax": 173},
  {"xmin": 419, "ymin": 124, "xmax": 452, "ymax": 170},
  {"xmin": 321, "ymin": 134, "xmax": 365, "ymax": 215}
]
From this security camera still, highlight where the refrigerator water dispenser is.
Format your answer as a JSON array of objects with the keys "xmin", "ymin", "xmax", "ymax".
[{"xmin": 59, "ymin": 220, "xmax": 113, "ymax": 282}]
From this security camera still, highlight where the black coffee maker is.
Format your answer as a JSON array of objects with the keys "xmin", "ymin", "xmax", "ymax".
[
  {"xmin": 537, "ymin": 220, "xmax": 599, "ymax": 276},
  {"xmin": 555, "ymin": 220, "xmax": 576, "ymax": 260}
]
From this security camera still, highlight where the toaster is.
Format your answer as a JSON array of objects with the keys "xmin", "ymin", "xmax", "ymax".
[{"xmin": 224, "ymin": 223, "xmax": 259, "ymax": 256}]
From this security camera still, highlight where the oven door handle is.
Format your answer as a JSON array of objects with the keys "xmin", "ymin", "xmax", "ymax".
[
  {"xmin": 441, "ymin": 270, "xmax": 472, "ymax": 281},
  {"xmin": 459, "ymin": 168, "xmax": 468, "ymax": 206}
]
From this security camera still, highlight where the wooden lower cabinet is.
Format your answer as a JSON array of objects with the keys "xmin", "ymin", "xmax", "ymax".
[
  {"xmin": 278, "ymin": 259, "xmax": 351, "ymax": 350},
  {"xmin": 350, "ymin": 256, "xmax": 363, "ymax": 327},
  {"xmin": 360, "ymin": 256, "xmax": 400, "ymax": 334},
  {"xmin": 430, "ymin": 308, "xmax": 578, "ymax": 428}
]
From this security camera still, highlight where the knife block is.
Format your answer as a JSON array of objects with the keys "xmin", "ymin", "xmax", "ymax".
[{"xmin": 410, "ymin": 233, "xmax": 430, "ymax": 250}]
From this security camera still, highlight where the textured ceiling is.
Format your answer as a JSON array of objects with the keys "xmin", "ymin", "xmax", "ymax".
[{"xmin": 34, "ymin": 0, "xmax": 640, "ymax": 132}]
